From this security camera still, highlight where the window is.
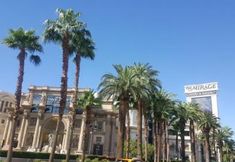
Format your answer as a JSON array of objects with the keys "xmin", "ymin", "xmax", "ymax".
[
  {"xmin": 46, "ymin": 95, "xmax": 60, "ymax": 113},
  {"xmin": 5, "ymin": 101, "xmax": 9, "ymax": 107},
  {"xmin": 0, "ymin": 101, "xmax": 4, "ymax": 112},
  {"xmin": 45, "ymin": 95, "xmax": 71, "ymax": 114},
  {"xmin": 31, "ymin": 94, "xmax": 41, "ymax": 112},
  {"xmin": 16, "ymin": 119, "xmax": 21, "ymax": 127},
  {"xmin": 71, "ymin": 135, "xmax": 79, "ymax": 148},
  {"xmin": 25, "ymin": 133, "xmax": 34, "ymax": 146},
  {"xmin": 74, "ymin": 119, "xmax": 81, "ymax": 128},
  {"xmin": 96, "ymin": 121, "xmax": 103, "ymax": 131},
  {"xmin": 1, "ymin": 119, "xmax": 5, "ymax": 124},
  {"xmin": 3, "ymin": 101, "xmax": 8, "ymax": 112},
  {"xmin": 29, "ymin": 117, "xmax": 37, "ymax": 126},
  {"xmin": 184, "ymin": 131, "xmax": 190, "ymax": 136},
  {"xmin": 96, "ymin": 136, "xmax": 102, "ymax": 143}
]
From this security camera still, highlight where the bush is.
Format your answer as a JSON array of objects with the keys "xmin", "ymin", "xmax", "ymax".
[
  {"xmin": 84, "ymin": 158, "xmax": 110, "ymax": 162},
  {"xmin": 0, "ymin": 150, "xmax": 78, "ymax": 160}
]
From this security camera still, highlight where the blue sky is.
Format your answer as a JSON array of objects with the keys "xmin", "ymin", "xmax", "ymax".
[{"xmin": 0, "ymin": 0, "xmax": 235, "ymax": 133}]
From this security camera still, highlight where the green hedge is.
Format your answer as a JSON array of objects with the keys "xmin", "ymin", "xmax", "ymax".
[
  {"xmin": 0, "ymin": 150, "xmax": 78, "ymax": 160},
  {"xmin": 86, "ymin": 155, "xmax": 115, "ymax": 161}
]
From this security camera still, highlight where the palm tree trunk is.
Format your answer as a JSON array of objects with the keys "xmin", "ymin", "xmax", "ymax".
[
  {"xmin": 180, "ymin": 121, "xmax": 186, "ymax": 162},
  {"xmin": 66, "ymin": 52, "xmax": 81, "ymax": 162},
  {"xmin": 204, "ymin": 131, "xmax": 211, "ymax": 162},
  {"xmin": 176, "ymin": 131, "xmax": 179, "ymax": 161},
  {"xmin": 190, "ymin": 120, "xmax": 196, "ymax": 162},
  {"xmin": 153, "ymin": 118, "xmax": 157, "ymax": 162},
  {"xmin": 212, "ymin": 128, "xmax": 217, "ymax": 161},
  {"xmin": 165, "ymin": 121, "xmax": 170, "ymax": 162},
  {"xmin": 137, "ymin": 100, "xmax": 143, "ymax": 160},
  {"xmin": 219, "ymin": 145, "xmax": 223, "ymax": 162},
  {"xmin": 49, "ymin": 35, "xmax": 69, "ymax": 162},
  {"xmin": 6, "ymin": 50, "xmax": 25, "ymax": 162},
  {"xmin": 116, "ymin": 98, "xmax": 128, "ymax": 159},
  {"xmin": 162, "ymin": 122, "xmax": 166, "ymax": 162},
  {"xmin": 157, "ymin": 121, "xmax": 162, "ymax": 162},
  {"xmin": 126, "ymin": 109, "xmax": 130, "ymax": 158},
  {"xmin": 144, "ymin": 112, "xmax": 148, "ymax": 162}
]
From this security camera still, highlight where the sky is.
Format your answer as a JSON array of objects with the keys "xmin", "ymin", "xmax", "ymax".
[{"xmin": 0, "ymin": 0, "xmax": 235, "ymax": 133}]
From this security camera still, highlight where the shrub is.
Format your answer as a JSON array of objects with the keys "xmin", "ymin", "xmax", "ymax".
[{"xmin": 0, "ymin": 150, "xmax": 78, "ymax": 160}]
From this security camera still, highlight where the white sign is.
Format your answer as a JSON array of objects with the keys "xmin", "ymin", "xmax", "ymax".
[{"xmin": 184, "ymin": 82, "xmax": 218, "ymax": 94}]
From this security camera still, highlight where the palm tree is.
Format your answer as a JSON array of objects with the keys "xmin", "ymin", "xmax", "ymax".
[
  {"xmin": 198, "ymin": 111, "xmax": 219, "ymax": 162},
  {"xmin": 43, "ymin": 8, "xmax": 83, "ymax": 162},
  {"xmin": 173, "ymin": 102, "xmax": 191, "ymax": 162},
  {"xmin": 77, "ymin": 91, "xmax": 101, "ymax": 162},
  {"xmin": 187, "ymin": 103, "xmax": 202, "ymax": 162},
  {"xmin": 216, "ymin": 126, "xmax": 234, "ymax": 162},
  {"xmin": 98, "ymin": 65, "xmax": 137, "ymax": 159},
  {"xmin": 151, "ymin": 90, "xmax": 175, "ymax": 162},
  {"xmin": 222, "ymin": 138, "xmax": 235, "ymax": 162},
  {"xmin": 143, "ymin": 104, "xmax": 152, "ymax": 161},
  {"xmin": 170, "ymin": 121, "xmax": 180, "ymax": 161},
  {"xmin": 2, "ymin": 27, "xmax": 42, "ymax": 162},
  {"xmin": 131, "ymin": 63, "xmax": 161, "ymax": 160},
  {"xmin": 66, "ymin": 27, "xmax": 95, "ymax": 162}
]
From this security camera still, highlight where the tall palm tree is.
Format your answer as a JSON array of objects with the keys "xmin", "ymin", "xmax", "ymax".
[
  {"xmin": 131, "ymin": 63, "xmax": 161, "ymax": 160},
  {"xmin": 187, "ymin": 103, "xmax": 202, "ymax": 162},
  {"xmin": 222, "ymin": 138, "xmax": 235, "ymax": 162},
  {"xmin": 98, "ymin": 65, "xmax": 137, "ymax": 159},
  {"xmin": 43, "ymin": 8, "xmax": 83, "ymax": 162},
  {"xmin": 151, "ymin": 90, "xmax": 175, "ymax": 162},
  {"xmin": 170, "ymin": 121, "xmax": 180, "ymax": 161},
  {"xmin": 77, "ymin": 91, "xmax": 101, "ymax": 162},
  {"xmin": 216, "ymin": 126, "xmax": 234, "ymax": 162},
  {"xmin": 66, "ymin": 27, "xmax": 95, "ymax": 162},
  {"xmin": 173, "ymin": 102, "xmax": 191, "ymax": 162},
  {"xmin": 198, "ymin": 111, "xmax": 219, "ymax": 162},
  {"xmin": 2, "ymin": 27, "xmax": 42, "ymax": 162}
]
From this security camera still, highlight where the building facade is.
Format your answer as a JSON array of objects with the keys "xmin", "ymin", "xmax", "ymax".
[{"xmin": 0, "ymin": 86, "xmax": 117, "ymax": 157}]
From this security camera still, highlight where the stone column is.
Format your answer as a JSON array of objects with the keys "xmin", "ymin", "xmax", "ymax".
[
  {"xmin": 78, "ymin": 114, "xmax": 85, "ymax": 152},
  {"xmin": 35, "ymin": 118, "xmax": 43, "ymax": 151},
  {"xmin": 22, "ymin": 117, "xmax": 29, "ymax": 148},
  {"xmin": 4, "ymin": 108, "xmax": 15, "ymax": 148},
  {"xmin": 2, "ymin": 117, "xmax": 10, "ymax": 144},
  {"xmin": 31, "ymin": 118, "xmax": 40, "ymax": 151},
  {"xmin": 31, "ymin": 95, "xmax": 46, "ymax": 151},
  {"xmin": 62, "ymin": 113, "xmax": 72, "ymax": 153},
  {"xmin": 17, "ymin": 117, "xmax": 26, "ymax": 148},
  {"xmin": 17, "ymin": 106, "xmax": 30, "ymax": 149},
  {"xmin": 31, "ymin": 109, "xmax": 44, "ymax": 151}
]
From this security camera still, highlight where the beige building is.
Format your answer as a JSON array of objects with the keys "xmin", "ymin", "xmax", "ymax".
[
  {"xmin": 0, "ymin": 86, "xmax": 117, "ymax": 157},
  {"xmin": 0, "ymin": 91, "xmax": 15, "ymax": 147}
]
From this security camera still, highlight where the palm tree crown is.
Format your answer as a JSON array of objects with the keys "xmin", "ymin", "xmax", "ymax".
[
  {"xmin": 43, "ymin": 8, "xmax": 83, "ymax": 44},
  {"xmin": 3, "ymin": 27, "xmax": 43, "ymax": 64}
]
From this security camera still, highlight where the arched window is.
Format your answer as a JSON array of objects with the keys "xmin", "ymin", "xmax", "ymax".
[
  {"xmin": 0, "ymin": 101, "xmax": 4, "ymax": 112},
  {"xmin": 3, "ymin": 101, "xmax": 8, "ymax": 112}
]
